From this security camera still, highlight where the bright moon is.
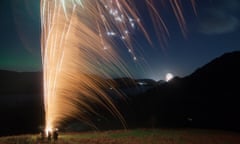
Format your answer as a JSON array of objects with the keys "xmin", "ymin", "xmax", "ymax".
[{"xmin": 165, "ymin": 73, "xmax": 174, "ymax": 81}]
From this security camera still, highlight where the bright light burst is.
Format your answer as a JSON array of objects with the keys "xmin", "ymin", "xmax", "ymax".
[
  {"xmin": 166, "ymin": 73, "xmax": 174, "ymax": 82},
  {"xmin": 41, "ymin": 0, "xmax": 196, "ymax": 131}
]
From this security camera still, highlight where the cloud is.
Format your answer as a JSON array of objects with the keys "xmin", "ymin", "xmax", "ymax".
[{"xmin": 199, "ymin": 8, "xmax": 239, "ymax": 35}]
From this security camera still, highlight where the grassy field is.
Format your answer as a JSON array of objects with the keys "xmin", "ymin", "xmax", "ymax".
[{"xmin": 0, "ymin": 129, "xmax": 240, "ymax": 144}]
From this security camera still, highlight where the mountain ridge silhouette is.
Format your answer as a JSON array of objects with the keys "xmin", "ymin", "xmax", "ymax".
[{"xmin": 0, "ymin": 51, "xmax": 240, "ymax": 135}]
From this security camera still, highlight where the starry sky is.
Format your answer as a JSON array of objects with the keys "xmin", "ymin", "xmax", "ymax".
[{"xmin": 0, "ymin": 0, "xmax": 240, "ymax": 80}]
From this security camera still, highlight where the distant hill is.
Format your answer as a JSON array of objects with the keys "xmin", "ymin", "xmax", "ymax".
[
  {"xmin": 0, "ymin": 70, "xmax": 43, "ymax": 136},
  {"xmin": 119, "ymin": 51, "xmax": 240, "ymax": 131},
  {"xmin": 0, "ymin": 70, "xmax": 42, "ymax": 94},
  {"xmin": 183, "ymin": 51, "xmax": 240, "ymax": 130}
]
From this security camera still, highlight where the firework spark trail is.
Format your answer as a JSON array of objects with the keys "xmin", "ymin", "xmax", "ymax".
[
  {"xmin": 41, "ymin": 0, "xmax": 196, "ymax": 131},
  {"xmin": 170, "ymin": 0, "xmax": 188, "ymax": 37},
  {"xmin": 41, "ymin": 0, "xmax": 130, "ymax": 131}
]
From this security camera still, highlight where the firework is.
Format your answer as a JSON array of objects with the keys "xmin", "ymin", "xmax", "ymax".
[{"xmin": 41, "ymin": 0, "xmax": 196, "ymax": 131}]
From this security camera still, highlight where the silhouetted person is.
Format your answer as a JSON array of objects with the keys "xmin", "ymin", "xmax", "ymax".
[
  {"xmin": 53, "ymin": 129, "xmax": 59, "ymax": 142},
  {"xmin": 47, "ymin": 131, "xmax": 52, "ymax": 142},
  {"xmin": 40, "ymin": 130, "xmax": 44, "ymax": 141}
]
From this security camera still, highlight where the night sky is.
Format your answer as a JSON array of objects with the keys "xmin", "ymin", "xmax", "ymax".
[{"xmin": 0, "ymin": 0, "xmax": 240, "ymax": 80}]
